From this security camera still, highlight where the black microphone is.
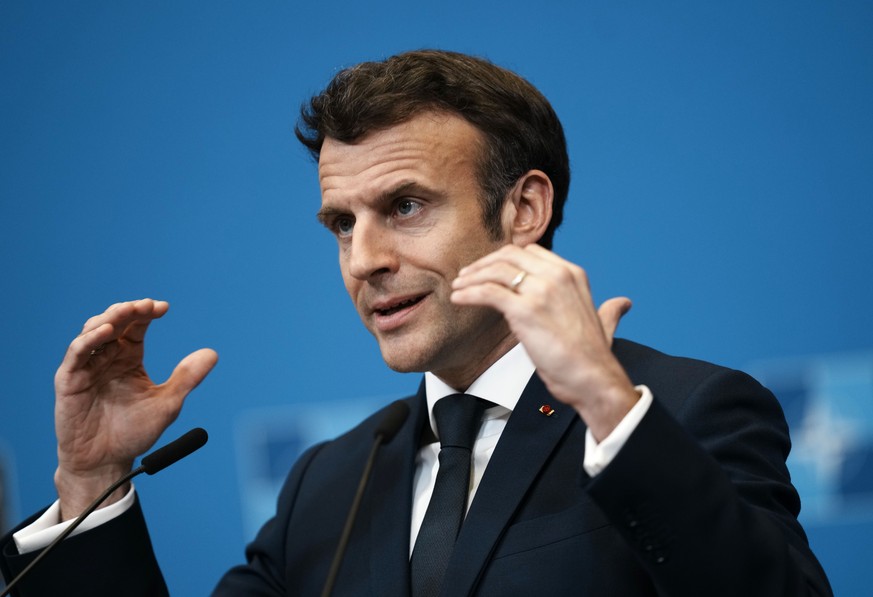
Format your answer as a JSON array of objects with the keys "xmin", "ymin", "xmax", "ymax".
[
  {"xmin": 141, "ymin": 427, "xmax": 208, "ymax": 475},
  {"xmin": 373, "ymin": 400, "xmax": 410, "ymax": 444},
  {"xmin": 320, "ymin": 401, "xmax": 410, "ymax": 597},
  {"xmin": 0, "ymin": 428, "xmax": 208, "ymax": 597}
]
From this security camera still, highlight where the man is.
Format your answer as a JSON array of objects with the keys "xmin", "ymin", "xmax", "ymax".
[{"xmin": 1, "ymin": 50, "xmax": 831, "ymax": 595}]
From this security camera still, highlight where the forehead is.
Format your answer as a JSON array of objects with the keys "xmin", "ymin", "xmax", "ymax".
[{"xmin": 317, "ymin": 112, "xmax": 483, "ymax": 203}]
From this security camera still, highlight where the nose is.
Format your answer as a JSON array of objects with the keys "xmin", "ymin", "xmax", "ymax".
[{"xmin": 347, "ymin": 219, "xmax": 398, "ymax": 281}]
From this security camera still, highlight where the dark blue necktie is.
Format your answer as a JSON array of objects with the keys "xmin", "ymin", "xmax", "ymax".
[{"xmin": 411, "ymin": 394, "xmax": 489, "ymax": 597}]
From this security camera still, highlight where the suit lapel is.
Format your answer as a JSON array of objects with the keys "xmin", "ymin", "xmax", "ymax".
[
  {"xmin": 440, "ymin": 374, "xmax": 578, "ymax": 596},
  {"xmin": 366, "ymin": 387, "xmax": 429, "ymax": 597}
]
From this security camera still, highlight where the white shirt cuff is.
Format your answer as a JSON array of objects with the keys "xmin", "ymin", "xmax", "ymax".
[
  {"xmin": 13, "ymin": 484, "xmax": 137, "ymax": 554},
  {"xmin": 583, "ymin": 385, "xmax": 653, "ymax": 477}
]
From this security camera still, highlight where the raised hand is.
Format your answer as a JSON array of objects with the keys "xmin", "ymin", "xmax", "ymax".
[
  {"xmin": 451, "ymin": 244, "xmax": 639, "ymax": 441},
  {"xmin": 54, "ymin": 299, "xmax": 218, "ymax": 520}
]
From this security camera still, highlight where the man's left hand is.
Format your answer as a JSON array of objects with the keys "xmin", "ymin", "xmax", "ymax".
[{"xmin": 451, "ymin": 244, "xmax": 640, "ymax": 440}]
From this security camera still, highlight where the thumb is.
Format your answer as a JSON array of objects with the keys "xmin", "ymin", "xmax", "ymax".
[
  {"xmin": 164, "ymin": 348, "xmax": 219, "ymax": 398},
  {"xmin": 598, "ymin": 297, "xmax": 632, "ymax": 346}
]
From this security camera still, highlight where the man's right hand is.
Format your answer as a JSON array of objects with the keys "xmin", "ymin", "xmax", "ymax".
[{"xmin": 53, "ymin": 299, "xmax": 218, "ymax": 521}]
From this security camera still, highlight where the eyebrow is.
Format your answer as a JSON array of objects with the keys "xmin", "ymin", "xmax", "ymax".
[
  {"xmin": 315, "ymin": 206, "xmax": 345, "ymax": 226},
  {"xmin": 316, "ymin": 180, "xmax": 431, "ymax": 225}
]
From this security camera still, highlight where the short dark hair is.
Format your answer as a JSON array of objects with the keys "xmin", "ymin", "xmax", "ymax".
[{"xmin": 296, "ymin": 49, "xmax": 570, "ymax": 249}]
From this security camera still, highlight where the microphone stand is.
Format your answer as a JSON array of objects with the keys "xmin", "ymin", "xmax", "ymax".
[
  {"xmin": 1, "ymin": 468, "xmax": 140, "ymax": 597},
  {"xmin": 320, "ymin": 401, "xmax": 409, "ymax": 597},
  {"xmin": 1, "ymin": 427, "xmax": 207, "ymax": 597}
]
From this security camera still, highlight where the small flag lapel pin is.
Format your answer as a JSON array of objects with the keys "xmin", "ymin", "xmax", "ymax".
[{"xmin": 539, "ymin": 404, "xmax": 555, "ymax": 417}]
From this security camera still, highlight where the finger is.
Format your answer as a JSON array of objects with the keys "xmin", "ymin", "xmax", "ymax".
[
  {"xmin": 161, "ymin": 348, "xmax": 219, "ymax": 402},
  {"xmin": 458, "ymin": 245, "xmax": 589, "ymax": 302},
  {"xmin": 119, "ymin": 301, "xmax": 170, "ymax": 344},
  {"xmin": 452, "ymin": 261, "xmax": 529, "ymax": 292},
  {"xmin": 64, "ymin": 300, "xmax": 170, "ymax": 374},
  {"xmin": 64, "ymin": 322, "xmax": 118, "ymax": 371},
  {"xmin": 597, "ymin": 297, "xmax": 632, "ymax": 345},
  {"xmin": 517, "ymin": 245, "xmax": 598, "ymax": 307},
  {"xmin": 79, "ymin": 299, "xmax": 168, "ymax": 337},
  {"xmin": 451, "ymin": 272, "xmax": 535, "ymax": 317},
  {"xmin": 454, "ymin": 247, "xmax": 588, "ymax": 314},
  {"xmin": 455, "ymin": 247, "xmax": 563, "ymax": 295}
]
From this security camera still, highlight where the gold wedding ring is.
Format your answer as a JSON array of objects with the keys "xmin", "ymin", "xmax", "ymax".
[{"xmin": 509, "ymin": 270, "xmax": 528, "ymax": 292}]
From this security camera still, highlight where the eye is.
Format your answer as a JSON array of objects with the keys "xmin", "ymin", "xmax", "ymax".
[
  {"xmin": 395, "ymin": 198, "xmax": 421, "ymax": 217},
  {"xmin": 334, "ymin": 216, "xmax": 354, "ymax": 237}
]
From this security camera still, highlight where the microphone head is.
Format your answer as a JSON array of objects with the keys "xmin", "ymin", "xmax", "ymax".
[
  {"xmin": 141, "ymin": 427, "xmax": 208, "ymax": 475},
  {"xmin": 373, "ymin": 401, "xmax": 410, "ymax": 444}
]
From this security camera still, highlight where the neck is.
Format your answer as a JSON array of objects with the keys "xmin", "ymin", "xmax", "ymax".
[{"xmin": 431, "ymin": 332, "xmax": 519, "ymax": 392}]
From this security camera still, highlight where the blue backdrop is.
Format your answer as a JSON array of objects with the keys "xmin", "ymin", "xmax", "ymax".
[{"xmin": 2, "ymin": 2, "xmax": 871, "ymax": 594}]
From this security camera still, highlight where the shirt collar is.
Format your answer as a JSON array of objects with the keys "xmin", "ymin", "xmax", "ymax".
[{"xmin": 424, "ymin": 342, "xmax": 536, "ymax": 432}]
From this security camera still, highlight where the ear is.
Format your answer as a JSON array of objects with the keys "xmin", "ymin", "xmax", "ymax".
[{"xmin": 502, "ymin": 170, "xmax": 554, "ymax": 246}]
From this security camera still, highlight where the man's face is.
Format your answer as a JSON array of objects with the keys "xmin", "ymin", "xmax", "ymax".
[{"xmin": 317, "ymin": 112, "xmax": 515, "ymax": 387}]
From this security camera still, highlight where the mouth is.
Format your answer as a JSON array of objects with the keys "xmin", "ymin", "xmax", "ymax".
[{"xmin": 374, "ymin": 294, "xmax": 427, "ymax": 317}]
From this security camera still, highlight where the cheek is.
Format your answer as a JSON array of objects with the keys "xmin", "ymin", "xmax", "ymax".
[
  {"xmin": 338, "ymin": 262, "xmax": 360, "ymax": 302},
  {"xmin": 446, "ymin": 237, "xmax": 503, "ymax": 274},
  {"xmin": 343, "ymin": 275, "xmax": 359, "ymax": 298}
]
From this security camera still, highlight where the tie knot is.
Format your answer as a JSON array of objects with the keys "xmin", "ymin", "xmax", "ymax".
[{"xmin": 433, "ymin": 394, "xmax": 489, "ymax": 451}]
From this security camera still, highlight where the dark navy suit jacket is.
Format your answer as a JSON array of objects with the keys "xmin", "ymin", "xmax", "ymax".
[{"xmin": 1, "ymin": 340, "xmax": 833, "ymax": 596}]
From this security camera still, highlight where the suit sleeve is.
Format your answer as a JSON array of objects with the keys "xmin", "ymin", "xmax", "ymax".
[
  {"xmin": 0, "ymin": 495, "xmax": 168, "ymax": 597},
  {"xmin": 584, "ymin": 367, "xmax": 833, "ymax": 597}
]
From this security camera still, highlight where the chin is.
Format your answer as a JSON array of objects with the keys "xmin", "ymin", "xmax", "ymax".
[
  {"xmin": 377, "ymin": 341, "xmax": 434, "ymax": 374},
  {"xmin": 380, "ymin": 352, "xmax": 428, "ymax": 374}
]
